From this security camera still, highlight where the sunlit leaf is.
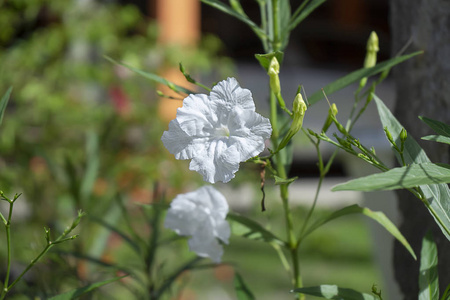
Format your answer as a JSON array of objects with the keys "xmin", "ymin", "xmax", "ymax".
[
  {"xmin": 292, "ymin": 285, "xmax": 377, "ymax": 300},
  {"xmin": 374, "ymin": 94, "xmax": 450, "ymax": 241},
  {"xmin": 419, "ymin": 232, "xmax": 439, "ymax": 300},
  {"xmin": 332, "ymin": 163, "xmax": 450, "ymax": 192},
  {"xmin": 302, "ymin": 204, "xmax": 416, "ymax": 259},
  {"xmin": 308, "ymin": 52, "xmax": 423, "ymax": 105},
  {"xmin": 48, "ymin": 275, "xmax": 127, "ymax": 299}
]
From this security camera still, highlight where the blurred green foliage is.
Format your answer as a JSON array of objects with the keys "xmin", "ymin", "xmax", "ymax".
[{"xmin": 0, "ymin": 0, "xmax": 233, "ymax": 298}]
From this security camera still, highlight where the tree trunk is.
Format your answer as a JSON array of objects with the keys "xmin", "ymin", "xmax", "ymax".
[{"xmin": 390, "ymin": 1, "xmax": 450, "ymax": 298}]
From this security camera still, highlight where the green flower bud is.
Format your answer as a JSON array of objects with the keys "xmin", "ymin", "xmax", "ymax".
[
  {"xmin": 322, "ymin": 103, "xmax": 338, "ymax": 133},
  {"xmin": 336, "ymin": 136, "xmax": 351, "ymax": 149},
  {"xmin": 384, "ymin": 127, "xmax": 396, "ymax": 146},
  {"xmin": 333, "ymin": 117, "xmax": 348, "ymax": 136},
  {"xmin": 268, "ymin": 57, "xmax": 281, "ymax": 96},
  {"xmin": 400, "ymin": 128, "xmax": 407, "ymax": 141},
  {"xmin": 277, "ymin": 93, "xmax": 307, "ymax": 151},
  {"xmin": 360, "ymin": 31, "xmax": 379, "ymax": 88}
]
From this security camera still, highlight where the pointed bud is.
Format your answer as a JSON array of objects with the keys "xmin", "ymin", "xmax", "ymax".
[
  {"xmin": 333, "ymin": 117, "xmax": 348, "ymax": 136},
  {"xmin": 384, "ymin": 127, "xmax": 396, "ymax": 146},
  {"xmin": 276, "ymin": 94, "xmax": 307, "ymax": 151},
  {"xmin": 360, "ymin": 31, "xmax": 379, "ymax": 88},
  {"xmin": 400, "ymin": 128, "xmax": 407, "ymax": 152},
  {"xmin": 322, "ymin": 103, "xmax": 338, "ymax": 133},
  {"xmin": 400, "ymin": 128, "xmax": 407, "ymax": 141},
  {"xmin": 268, "ymin": 57, "xmax": 281, "ymax": 96}
]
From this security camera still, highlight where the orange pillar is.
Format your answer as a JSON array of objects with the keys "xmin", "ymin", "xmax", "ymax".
[{"xmin": 156, "ymin": 0, "xmax": 201, "ymax": 122}]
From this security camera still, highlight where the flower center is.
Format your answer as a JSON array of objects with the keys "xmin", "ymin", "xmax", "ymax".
[{"xmin": 214, "ymin": 125, "xmax": 230, "ymax": 138}]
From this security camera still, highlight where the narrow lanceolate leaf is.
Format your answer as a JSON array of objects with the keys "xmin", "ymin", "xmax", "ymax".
[
  {"xmin": 308, "ymin": 51, "xmax": 422, "ymax": 105},
  {"xmin": 374, "ymin": 94, "xmax": 450, "ymax": 241},
  {"xmin": 227, "ymin": 213, "xmax": 285, "ymax": 245},
  {"xmin": 0, "ymin": 87, "xmax": 12, "ymax": 126},
  {"xmin": 422, "ymin": 135, "xmax": 450, "ymax": 145},
  {"xmin": 332, "ymin": 163, "xmax": 450, "ymax": 192},
  {"xmin": 288, "ymin": 0, "xmax": 327, "ymax": 31},
  {"xmin": 419, "ymin": 232, "xmax": 439, "ymax": 300},
  {"xmin": 302, "ymin": 204, "xmax": 416, "ymax": 259},
  {"xmin": 279, "ymin": 0, "xmax": 292, "ymax": 49},
  {"xmin": 201, "ymin": 0, "xmax": 266, "ymax": 39},
  {"xmin": 104, "ymin": 56, "xmax": 195, "ymax": 95},
  {"xmin": 419, "ymin": 116, "xmax": 450, "ymax": 138},
  {"xmin": 234, "ymin": 272, "xmax": 256, "ymax": 300},
  {"xmin": 292, "ymin": 285, "xmax": 377, "ymax": 300},
  {"xmin": 48, "ymin": 275, "xmax": 127, "ymax": 299}
]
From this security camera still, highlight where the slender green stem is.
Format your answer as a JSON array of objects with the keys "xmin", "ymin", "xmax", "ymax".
[
  {"xmin": 271, "ymin": 242, "xmax": 291, "ymax": 274},
  {"xmin": 271, "ymin": 0, "xmax": 281, "ymax": 51},
  {"xmin": 259, "ymin": 1, "xmax": 269, "ymax": 53},
  {"xmin": 269, "ymin": 90, "xmax": 302, "ymax": 294},
  {"xmin": 299, "ymin": 176, "xmax": 323, "ymax": 243},
  {"xmin": 7, "ymin": 242, "xmax": 54, "ymax": 292},
  {"xmin": 266, "ymin": 1, "xmax": 274, "ymax": 52}
]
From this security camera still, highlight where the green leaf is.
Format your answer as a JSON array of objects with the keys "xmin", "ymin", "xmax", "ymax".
[
  {"xmin": 279, "ymin": 0, "xmax": 291, "ymax": 49},
  {"xmin": 332, "ymin": 163, "xmax": 450, "ymax": 192},
  {"xmin": 292, "ymin": 285, "xmax": 377, "ymax": 300},
  {"xmin": 302, "ymin": 204, "xmax": 416, "ymax": 259},
  {"xmin": 80, "ymin": 131, "xmax": 100, "ymax": 203},
  {"xmin": 441, "ymin": 284, "xmax": 450, "ymax": 300},
  {"xmin": 255, "ymin": 51, "xmax": 284, "ymax": 71},
  {"xmin": 227, "ymin": 212, "xmax": 285, "ymax": 245},
  {"xmin": 201, "ymin": 0, "xmax": 266, "ymax": 39},
  {"xmin": 420, "ymin": 116, "xmax": 450, "ymax": 138},
  {"xmin": 273, "ymin": 175, "xmax": 298, "ymax": 185},
  {"xmin": 234, "ymin": 272, "xmax": 256, "ymax": 300},
  {"xmin": 420, "ymin": 116, "xmax": 450, "ymax": 145},
  {"xmin": 374, "ymin": 94, "xmax": 450, "ymax": 241},
  {"xmin": 422, "ymin": 135, "xmax": 450, "ymax": 145},
  {"xmin": 288, "ymin": 0, "xmax": 327, "ymax": 32},
  {"xmin": 48, "ymin": 275, "xmax": 127, "ymax": 299},
  {"xmin": 104, "ymin": 56, "xmax": 195, "ymax": 95},
  {"xmin": 419, "ymin": 232, "xmax": 439, "ymax": 300},
  {"xmin": 0, "ymin": 87, "xmax": 12, "ymax": 126},
  {"xmin": 308, "ymin": 52, "xmax": 423, "ymax": 105}
]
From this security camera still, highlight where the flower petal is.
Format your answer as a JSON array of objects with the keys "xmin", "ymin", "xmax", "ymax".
[
  {"xmin": 210, "ymin": 77, "xmax": 255, "ymax": 111},
  {"xmin": 161, "ymin": 119, "xmax": 208, "ymax": 160},
  {"xmin": 164, "ymin": 186, "xmax": 230, "ymax": 263},
  {"xmin": 188, "ymin": 225, "xmax": 224, "ymax": 263},
  {"xmin": 189, "ymin": 142, "xmax": 241, "ymax": 183},
  {"xmin": 228, "ymin": 108, "xmax": 272, "ymax": 160}
]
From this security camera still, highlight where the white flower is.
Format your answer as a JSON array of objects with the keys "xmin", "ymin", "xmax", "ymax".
[
  {"xmin": 164, "ymin": 186, "xmax": 230, "ymax": 263},
  {"xmin": 161, "ymin": 78, "xmax": 272, "ymax": 183}
]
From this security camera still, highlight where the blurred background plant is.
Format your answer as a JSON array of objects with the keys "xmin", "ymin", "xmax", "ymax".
[{"xmin": 0, "ymin": 0, "xmax": 235, "ymax": 298}]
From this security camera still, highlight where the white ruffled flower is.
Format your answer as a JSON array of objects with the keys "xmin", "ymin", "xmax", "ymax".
[
  {"xmin": 164, "ymin": 186, "xmax": 230, "ymax": 263},
  {"xmin": 161, "ymin": 77, "xmax": 272, "ymax": 183}
]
